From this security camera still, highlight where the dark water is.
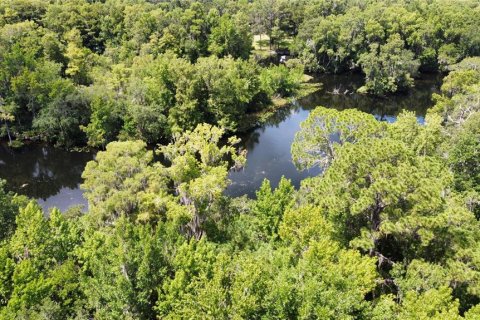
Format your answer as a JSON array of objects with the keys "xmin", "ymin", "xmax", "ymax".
[
  {"xmin": 226, "ymin": 73, "xmax": 441, "ymax": 197},
  {"xmin": 0, "ymin": 73, "xmax": 441, "ymax": 211},
  {"xmin": 0, "ymin": 143, "xmax": 93, "ymax": 211}
]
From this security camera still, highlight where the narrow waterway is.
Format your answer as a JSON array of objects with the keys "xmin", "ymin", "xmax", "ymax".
[
  {"xmin": 0, "ymin": 73, "xmax": 441, "ymax": 211},
  {"xmin": 226, "ymin": 72, "xmax": 441, "ymax": 197}
]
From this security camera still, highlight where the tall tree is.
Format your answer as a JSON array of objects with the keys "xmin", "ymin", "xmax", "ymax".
[{"xmin": 159, "ymin": 123, "xmax": 246, "ymax": 239}]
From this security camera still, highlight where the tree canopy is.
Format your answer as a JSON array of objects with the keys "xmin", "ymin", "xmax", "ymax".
[
  {"xmin": 1, "ymin": 0, "xmax": 480, "ymax": 319},
  {"xmin": 1, "ymin": 0, "xmax": 480, "ymax": 146}
]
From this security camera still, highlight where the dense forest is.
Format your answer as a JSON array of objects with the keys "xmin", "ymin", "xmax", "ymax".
[
  {"xmin": 1, "ymin": 0, "xmax": 480, "ymax": 319},
  {"xmin": 1, "ymin": 0, "xmax": 479, "ymax": 148}
]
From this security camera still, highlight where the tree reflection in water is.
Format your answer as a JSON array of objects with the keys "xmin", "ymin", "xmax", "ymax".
[
  {"xmin": 0, "ymin": 73, "xmax": 441, "ymax": 208},
  {"xmin": 226, "ymin": 73, "xmax": 441, "ymax": 198},
  {"xmin": 0, "ymin": 143, "xmax": 93, "ymax": 210}
]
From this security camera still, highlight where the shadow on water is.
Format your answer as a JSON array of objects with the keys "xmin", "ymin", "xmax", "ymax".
[
  {"xmin": 0, "ymin": 73, "xmax": 442, "ymax": 209},
  {"xmin": 304, "ymin": 73, "xmax": 442, "ymax": 123}
]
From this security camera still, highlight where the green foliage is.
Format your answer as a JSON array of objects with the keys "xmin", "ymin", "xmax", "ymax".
[
  {"xmin": 0, "ymin": 99, "xmax": 16, "ymax": 144},
  {"xmin": 2, "ymin": 105, "xmax": 480, "ymax": 317},
  {"xmin": 293, "ymin": 105, "xmax": 480, "ymax": 313},
  {"xmin": 358, "ymin": 34, "xmax": 420, "ymax": 95},
  {"xmin": 260, "ymin": 63, "xmax": 303, "ymax": 97},
  {"xmin": 398, "ymin": 287, "xmax": 462, "ymax": 320},
  {"xmin": 371, "ymin": 287, "xmax": 463, "ymax": 320},
  {"xmin": 448, "ymin": 114, "xmax": 480, "ymax": 194},
  {"xmin": 292, "ymin": 106, "xmax": 384, "ymax": 170},
  {"xmin": 208, "ymin": 13, "xmax": 252, "ymax": 59},
  {"xmin": 389, "ymin": 111, "xmax": 444, "ymax": 156},
  {"xmin": 79, "ymin": 52, "xmax": 302, "ymax": 147},
  {"xmin": 78, "ymin": 216, "xmax": 168, "ymax": 319},
  {"xmin": 82, "ymin": 140, "xmax": 168, "ymax": 226},
  {"xmin": 195, "ymin": 55, "xmax": 262, "ymax": 131},
  {"xmin": 250, "ymin": 0, "xmax": 289, "ymax": 50},
  {"xmin": 279, "ymin": 205, "xmax": 332, "ymax": 251},
  {"xmin": 0, "ymin": 180, "xmax": 27, "ymax": 242},
  {"xmin": 294, "ymin": 0, "xmax": 480, "ymax": 92},
  {"xmin": 431, "ymin": 57, "xmax": 480, "ymax": 127},
  {"xmin": 159, "ymin": 123, "xmax": 246, "ymax": 239},
  {"xmin": 32, "ymin": 79, "xmax": 90, "ymax": 147},
  {"xmin": 0, "ymin": 0, "xmax": 302, "ymax": 147},
  {"xmin": 253, "ymin": 177, "xmax": 294, "ymax": 241},
  {"xmin": 80, "ymin": 92, "xmax": 124, "ymax": 148},
  {"xmin": 157, "ymin": 240, "xmax": 377, "ymax": 319},
  {"xmin": 0, "ymin": 202, "xmax": 84, "ymax": 318},
  {"xmin": 1, "ymin": 1, "xmax": 480, "ymax": 319},
  {"xmin": 430, "ymin": 57, "xmax": 480, "ymax": 216},
  {"xmin": 64, "ymin": 29, "xmax": 94, "ymax": 85}
]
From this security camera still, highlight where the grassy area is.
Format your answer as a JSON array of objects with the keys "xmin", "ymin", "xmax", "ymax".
[
  {"xmin": 252, "ymin": 34, "xmax": 275, "ymax": 60},
  {"xmin": 253, "ymin": 34, "xmax": 270, "ymax": 50},
  {"xmin": 252, "ymin": 34, "xmax": 293, "ymax": 60}
]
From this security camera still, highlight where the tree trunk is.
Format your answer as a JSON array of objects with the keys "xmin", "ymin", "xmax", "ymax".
[{"xmin": 5, "ymin": 120, "xmax": 12, "ymax": 145}]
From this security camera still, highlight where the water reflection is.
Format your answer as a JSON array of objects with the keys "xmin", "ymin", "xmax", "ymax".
[
  {"xmin": 305, "ymin": 73, "xmax": 441, "ymax": 122},
  {"xmin": 226, "ymin": 73, "xmax": 441, "ymax": 197},
  {"xmin": 226, "ymin": 108, "xmax": 321, "ymax": 197},
  {"xmin": 0, "ymin": 73, "xmax": 441, "ymax": 209},
  {"xmin": 0, "ymin": 143, "xmax": 93, "ymax": 211}
]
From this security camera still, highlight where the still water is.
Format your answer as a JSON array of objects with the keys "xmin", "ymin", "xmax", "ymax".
[
  {"xmin": 0, "ymin": 143, "xmax": 93, "ymax": 211},
  {"xmin": 226, "ymin": 73, "xmax": 441, "ymax": 196},
  {"xmin": 0, "ymin": 73, "xmax": 441, "ymax": 211}
]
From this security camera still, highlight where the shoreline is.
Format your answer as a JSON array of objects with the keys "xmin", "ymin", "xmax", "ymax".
[
  {"xmin": 237, "ymin": 74, "xmax": 323, "ymax": 132},
  {"xmin": 2, "ymin": 75, "xmax": 323, "ymax": 152}
]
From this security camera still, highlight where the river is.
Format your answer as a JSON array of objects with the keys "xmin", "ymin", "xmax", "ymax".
[{"xmin": 0, "ymin": 73, "xmax": 441, "ymax": 212}]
